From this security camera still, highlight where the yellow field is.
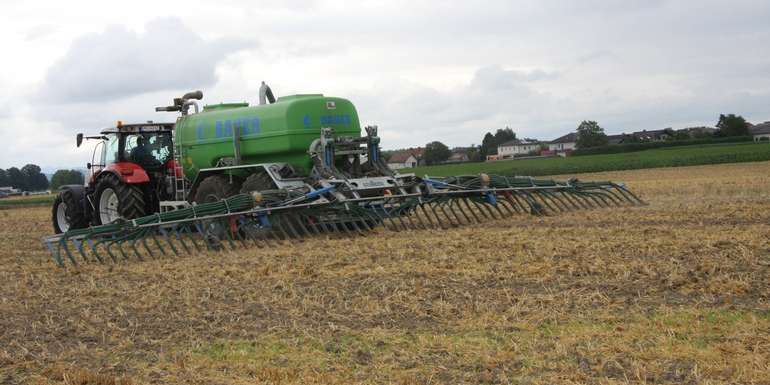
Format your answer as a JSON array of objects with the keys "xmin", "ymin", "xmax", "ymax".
[{"xmin": 1, "ymin": 162, "xmax": 769, "ymax": 384}]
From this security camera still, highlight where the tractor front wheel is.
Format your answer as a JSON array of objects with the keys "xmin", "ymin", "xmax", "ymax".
[
  {"xmin": 94, "ymin": 174, "xmax": 147, "ymax": 225},
  {"xmin": 51, "ymin": 189, "xmax": 88, "ymax": 233}
]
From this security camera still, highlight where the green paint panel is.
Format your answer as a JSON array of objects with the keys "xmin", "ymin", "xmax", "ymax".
[{"xmin": 175, "ymin": 94, "xmax": 361, "ymax": 180}]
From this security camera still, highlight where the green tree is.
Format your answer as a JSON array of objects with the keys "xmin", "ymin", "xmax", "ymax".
[
  {"xmin": 50, "ymin": 169, "xmax": 85, "ymax": 190},
  {"xmin": 0, "ymin": 169, "xmax": 8, "ymax": 187},
  {"xmin": 21, "ymin": 164, "xmax": 49, "ymax": 191},
  {"xmin": 575, "ymin": 120, "xmax": 609, "ymax": 149},
  {"xmin": 480, "ymin": 127, "xmax": 517, "ymax": 158},
  {"xmin": 466, "ymin": 145, "xmax": 482, "ymax": 162},
  {"xmin": 480, "ymin": 132, "xmax": 497, "ymax": 157},
  {"xmin": 716, "ymin": 114, "xmax": 749, "ymax": 137},
  {"xmin": 493, "ymin": 127, "xmax": 516, "ymax": 145},
  {"xmin": 424, "ymin": 141, "xmax": 452, "ymax": 165},
  {"xmin": 6, "ymin": 167, "xmax": 26, "ymax": 190}
]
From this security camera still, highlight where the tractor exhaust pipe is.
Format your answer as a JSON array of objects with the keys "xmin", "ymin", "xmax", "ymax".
[
  {"xmin": 259, "ymin": 81, "xmax": 276, "ymax": 105},
  {"xmin": 155, "ymin": 90, "xmax": 204, "ymax": 115}
]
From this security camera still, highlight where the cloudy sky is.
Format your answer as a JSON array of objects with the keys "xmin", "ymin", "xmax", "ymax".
[{"xmin": 1, "ymin": 0, "xmax": 769, "ymax": 170}]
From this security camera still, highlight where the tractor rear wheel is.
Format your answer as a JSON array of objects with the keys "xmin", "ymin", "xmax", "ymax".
[
  {"xmin": 94, "ymin": 173, "xmax": 146, "ymax": 225},
  {"xmin": 194, "ymin": 174, "xmax": 241, "ymax": 204},
  {"xmin": 51, "ymin": 189, "xmax": 88, "ymax": 233}
]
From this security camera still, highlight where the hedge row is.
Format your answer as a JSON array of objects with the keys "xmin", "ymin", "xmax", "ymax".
[{"xmin": 572, "ymin": 136, "xmax": 754, "ymax": 156}]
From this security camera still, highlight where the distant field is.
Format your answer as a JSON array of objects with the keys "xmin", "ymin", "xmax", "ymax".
[
  {"xmin": 0, "ymin": 193, "xmax": 55, "ymax": 208},
  {"xmin": 406, "ymin": 142, "xmax": 770, "ymax": 177},
  {"xmin": 1, "ymin": 162, "xmax": 769, "ymax": 384}
]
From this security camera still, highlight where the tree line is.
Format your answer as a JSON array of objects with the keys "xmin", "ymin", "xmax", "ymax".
[
  {"xmin": 573, "ymin": 113, "xmax": 752, "ymax": 149},
  {"xmin": 417, "ymin": 113, "xmax": 754, "ymax": 165},
  {"xmin": 0, "ymin": 165, "xmax": 84, "ymax": 192}
]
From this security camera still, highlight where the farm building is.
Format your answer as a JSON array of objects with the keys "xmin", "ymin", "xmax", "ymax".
[
  {"xmin": 445, "ymin": 148, "xmax": 470, "ymax": 163},
  {"xmin": 0, "ymin": 186, "xmax": 21, "ymax": 196},
  {"xmin": 751, "ymin": 122, "xmax": 770, "ymax": 141},
  {"xmin": 497, "ymin": 139, "xmax": 542, "ymax": 159},
  {"xmin": 548, "ymin": 132, "xmax": 577, "ymax": 155},
  {"xmin": 387, "ymin": 151, "xmax": 420, "ymax": 169}
]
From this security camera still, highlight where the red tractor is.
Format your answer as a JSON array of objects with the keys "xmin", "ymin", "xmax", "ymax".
[{"xmin": 52, "ymin": 122, "xmax": 177, "ymax": 233}]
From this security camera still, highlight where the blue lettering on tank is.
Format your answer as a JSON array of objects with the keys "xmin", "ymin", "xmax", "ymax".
[
  {"xmin": 319, "ymin": 114, "xmax": 351, "ymax": 126},
  {"xmin": 215, "ymin": 121, "xmax": 223, "ymax": 138},
  {"xmin": 303, "ymin": 115, "xmax": 311, "ymax": 128},
  {"xmin": 196, "ymin": 123, "xmax": 205, "ymax": 140},
  {"xmin": 252, "ymin": 118, "xmax": 260, "ymax": 134},
  {"xmin": 214, "ymin": 117, "xmax": 261, "ymax": 138},
  {"xmin": 224, "ymin": 120, "xmax": 232, "ymax": 137}
]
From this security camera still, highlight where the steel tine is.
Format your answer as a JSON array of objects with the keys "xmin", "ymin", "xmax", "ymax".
[
  {"xmin": 282, "ymin": 215, "xmax": 304, "ymax": 240},
  {"xmin": 382, "ymin": 199, "xmax": 408, "ymax": 231},
  {"xmin": 460, "ymin": 198, "xmax": 483, "ymax": 223},
  {"xmin": 46, "ymin": 240, "xmax": 65, "ymax": 267},
  {"xmin": 173, "ymin": 228, "xmax": 192, "ymax": 255},
  {"xmin": 416, "ymin": 203, "xmax": 437, "ymax": 229},
  {"xmin": 104, "ymin": 240, "xmax": 120, "ymax": 263},
  {"xmin": 531, "ymin": 191, "xmax": 558, "ymax": 213},
  {"xmin": 558, "ymin": 190, "xmax": 588, "ymax": 210},
  {"xmin": 427, "ymin": 202, "xmax": 449, "ymax": 229},
  {"xmin": 538, "ymin": 190, "xmax": 567, "ymax": 211},
  {"xmin": 380, "ymin": 205, "xmax": 403, "ymax": 231},
  {"xmin": 140, "ymin": 234, "xmax": 156, "ymax": 259},
  {"xmin": 182, "ymin": 225, "xmax": 202, "ymax": 252},
  {"xmin": 437, "ymin": 203, "xmax": 459, "ymax": 227},
  {"xmin": 159, "ymin": 228, "xmax": 180, "ymax": 256},
  {"xmin": 291, "ymin": 214, "xmax": 314, "ymax": 238},
  {"xmin": 505, "ymin": 193, "xmax": 525, "ymax": 214},
  {"xmin": 129, "ymin": 238, "xmax": 144, "ymax": 261},
  {"xmin": 87, "ymin": 238, "xmax": 104, "ymax": 263},
  {"xmin": 115, "ymin": 239, "xmax": 130, "ymax": 261},
  {"xmin": 411, "ymin": 202, "xmax": 431, "ymax": 229},
  {"xmin": 450, "ymin": 199, "xmax": 473, "ymax": 224},
  {"xmin": 448, "ymin": 200, "xmax": 470, "ymax": 225},
  {"xmin": 59, "ymin": 238, "xmax": 79, "ymax": 266},
  {"xmin": 597, "ymin": 188, "xmax": 623, "ymax": 206},
  {"xmin": 470, "ymin": 199, "xmax": 494, "ymax": 220}
]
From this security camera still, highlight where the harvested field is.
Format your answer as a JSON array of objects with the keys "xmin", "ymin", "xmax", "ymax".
[{"xmin": 1, "ymin": 162, "xmax": 769, "ymax": 384}]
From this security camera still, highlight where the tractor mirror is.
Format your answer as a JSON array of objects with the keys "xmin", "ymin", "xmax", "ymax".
[{"xmin": 76, "ymin": 133, "xmax": 83, "ymax": 147}]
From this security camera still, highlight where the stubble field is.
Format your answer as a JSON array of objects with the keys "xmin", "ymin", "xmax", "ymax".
[{"xmin": 1, "ymin": 162, "xmax": 769, "ymax": 384}]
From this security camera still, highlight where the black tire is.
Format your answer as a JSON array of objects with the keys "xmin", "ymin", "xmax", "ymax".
[
  {"xmin": 93, "ymin": 173, "xmax": 147, "ymax": 225},
  {"xmin": 194, "ymin": 174, "xmax": 241, "ymax": 204},
  {"xmin": 240, "ymin": 170, "xmax": 277, "ymax": 193},
  {"xmin": 51, "ymin": 189, "xmax": 88, "ymax": 233}
]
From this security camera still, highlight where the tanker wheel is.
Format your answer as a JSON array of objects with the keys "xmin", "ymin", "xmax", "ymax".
[
  {"xmin": 94, "ymin": 173, "xmax": 146, "ymax": 225},
  {"xmin": 194, "ymin": 175, "xmax": 242, "ymax": 250},
  {"xmin": 194, "ymin": 174, "xmax": 241, "ymax": 204},
  {"xmin": 51, "ymin": 189, "xmax": 88, "ymax": 233},
  {"xmin": 240, "ymin": 170, "xmax": 277, "ymax": 193}
]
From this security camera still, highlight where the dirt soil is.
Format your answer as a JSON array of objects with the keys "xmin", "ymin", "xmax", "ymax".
[{"xmin": 1, "ymin": 162, "xmax": 769, "ymax": 384}]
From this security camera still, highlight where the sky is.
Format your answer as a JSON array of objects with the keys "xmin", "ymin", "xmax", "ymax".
[{"xmin": 1, "ymin": 0, "xmax": 769, "ymax": 170}]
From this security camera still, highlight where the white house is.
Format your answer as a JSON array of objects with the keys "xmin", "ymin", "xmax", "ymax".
[
  {"xmin": 387, "ymin": 151, "xmax": 419, "ymax": 169},
  {"xmin": 548, "ymin": 132, "xmax": 577, "ymax": 153},
  {"xmin": 497, "ymin": 139, "xmax": 541, "ymax": 159},
  {"xmin": 751, "ymin": 122, "xmax": 770, "ymax": 141}
]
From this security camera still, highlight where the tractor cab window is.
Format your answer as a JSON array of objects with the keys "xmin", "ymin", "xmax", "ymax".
[
  {"xmin": 103, "ymin": 134, "xmax": 119, "ymax": 165},
  {"xmin": 124, "ymin": 133, "xmax": 171, "ymax": 169}
]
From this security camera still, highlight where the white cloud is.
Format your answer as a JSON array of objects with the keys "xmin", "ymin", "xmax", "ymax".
[
  {"xmin": 37, "ymin": 17, "xmax": 255, "ymax": 103},
  {"xmin": 1, "ymin": 0, "xmax": 770, "ymax": 169}
]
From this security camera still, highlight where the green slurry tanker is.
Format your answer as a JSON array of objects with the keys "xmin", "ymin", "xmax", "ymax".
[{"xmin": 44, "ymin": 84, "xmax": 644, "ymax": 266}]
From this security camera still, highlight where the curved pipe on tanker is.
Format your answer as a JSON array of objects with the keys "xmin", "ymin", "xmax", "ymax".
[
  {"xmin": 259, "ymin": 81, "xmax": 276, "ymax": 105},
  {"xmin": 183, "ymin": 100, "xmax": 199, "ymax": 114}
]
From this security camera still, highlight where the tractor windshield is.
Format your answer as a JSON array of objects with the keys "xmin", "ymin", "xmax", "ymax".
[{"xmin": 124, "ymin": 133, "xmax": 172, "ymax": 170}]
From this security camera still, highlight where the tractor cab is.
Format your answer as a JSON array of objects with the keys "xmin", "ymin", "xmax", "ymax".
[
  {"xmin": 83, "ymin": 122, "xmax": 175, "ymax": 181},
  {"xmin": 52, "ymin": 122, "xmax": 177, "ymax": 234}
]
